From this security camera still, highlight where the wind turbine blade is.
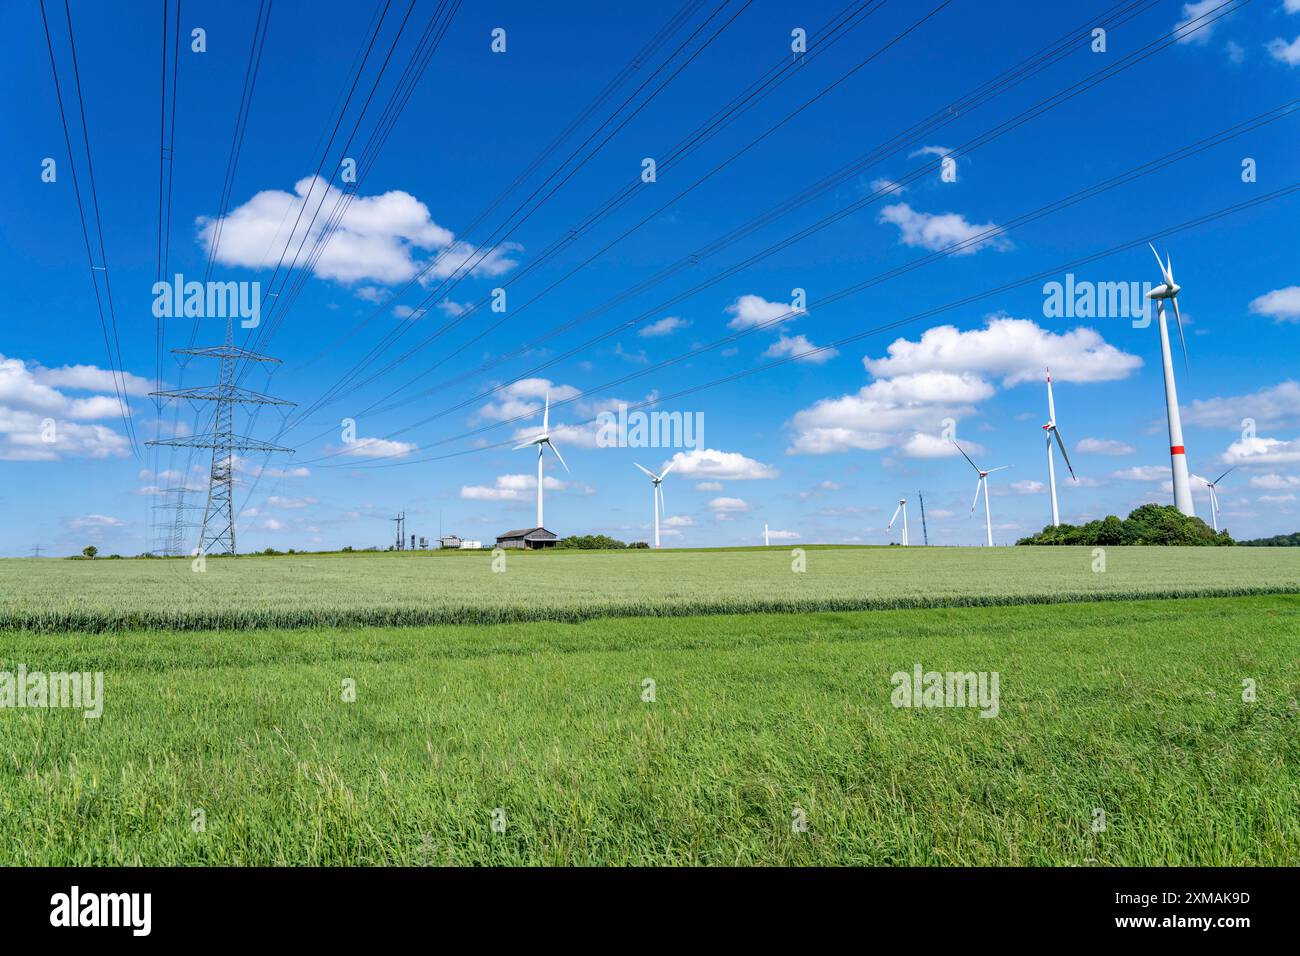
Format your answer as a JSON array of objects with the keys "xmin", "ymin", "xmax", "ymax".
[
  {"xmin": 1213, "ymin": 465, "xmax": 1235, "ymax": 486},
  {"xmin": 952, "ymin": 439, "xmax": 980, "ymax": 474},
  {"xmin": 971, "ymin": 479, "xmax": 983, "ymax": 512},
  {"xmin": 547, "ymin": 439, "xmax": 569, "ymax": 473},
  {"xmin": 543, "ymin": 391, "xmax": 550, "ymax": 433},
  {"xmin": 513, "ymin": 439, "xmax": 538, "ymax": 451},
  {"xmin": 1053, "ymin": 427, "xmax": 1076, "ymax": 480},
  {"xmin": 1045, "ymin": 367, "xmax": 1056, "ymax": 422},
  {"xmin": 658, "ymin": 457, "xmax": 678, "ymax": 479},
  {"xmin": 633, "ymin": 462, "xmax": 656, "ymax": 480},
  {"xmin": 888, "ymin": 503, "xmax": 902, "ymax": 529},
  {"xmin": 1166, "ymin": 251, "xmax": 1174, "ymax": 284},
  {"xmin": 1149, "ymin": 242, "xmax": 1170, "ymax": 285},
  {"xmin": 985, "ymin": 465, "xmax": 1011, "ymax": 474},
  {"xmin": 1171, "ymin": 296, "xmax": 1189, "ymax": 370},
  {"xmin": 1210, "ymin": 485, "xmax": 1220, "ymax": 516},
  {"xmin": 658, "ymin": 483, "xmax": 665, "ymax": 515}
]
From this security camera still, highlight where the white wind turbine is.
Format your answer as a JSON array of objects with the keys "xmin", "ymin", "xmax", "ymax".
[
  {"xmin": 513, "ymin": 391, "xmax": 568, "ymax": 528},
  {"xmin": 1191, "ymin": 466, "xmax": 1234, "ymax": 533},
  {"xmin": 1146, "ymin": 243, "xmax": 1194, "ymax": 517},
  {"xmin": 1042, "ymin": 367, "xmax": 1077, "ymax": 527},
  {"xmin": 633, "ymin": 459, "xmax": 676, "ymax": 548},
  {"xmin": 953, "ymin": 440, "xmax": 1009, "ymax": 547},
  {"xmin": 887, "ymin": 497, "xmax": 909, "ymax": 546}
]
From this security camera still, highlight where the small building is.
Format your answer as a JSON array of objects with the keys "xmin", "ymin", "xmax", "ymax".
[
  {"xmin": 439, "ymin": 535, "xmax": 462, "ymax": 549},
  {"xmin": 458, "ymin": 540, "xmax": 482, "ymax": 550},
  {"xmin": 495, "ymin": 527, "xmax": 559, "ymax": 550}
]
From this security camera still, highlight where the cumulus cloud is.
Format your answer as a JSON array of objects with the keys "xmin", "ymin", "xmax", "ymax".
[
  {"xmin": 0, "ymin": 354, "xmax": 135, "ymax": 461},
  {"xmin": 695, "ymin": 481, "xmax": 723, "ymax": 491},
  {"xmin": 1182, "ymin": 381, "xmax": 1300, "ymax": 429},
  {"xmin": 638, "ymin": 316, "xmax": 690, "ymax": 338},
  {"xmin": 1113, "ymin": 465, "xmax": 1172, "ymax": 481},
  {"xmin": 198, "ymin": 175, "xmax": 521, "ymax": 286},
  {"xmin": 661, "ymin": 448, "xmax": 778, "ymax": 480},
  {"xmin": 1011, "ymin": 480, "xmax": 1045, "ymax": 494},
  {"xmin": 1219, "ymin": 436, "xmax": 1300, "ymax": 466},
  {"xmin": 1249, "ymin": 473, "xmax": 1300, "ymax": 490},
  {"xmin": 864, "ymin": 317, "xmax": 1142, "ymax": 385},
  {"xmin": 1076, "ymin": 438, "xmax": 1135, "ymax": 456},
  {"xmin": 1249, "ymin": 286, "xmax": 1300, "ymax": 322},
  {"xmin": 766, "ymin": 529, "xmax": 800, "ymax": 540},
  {"xmin": 479, "ymin": 378, "xmax": 580, "ymax": 423},
  {"xmin": 762, "ymin": 333, "xmax": 837, "ymax": 364},
  {"xmin": 707, "ymin": 496, "xmax": 750, "ymax": 518},
  {"xmin": 68, "ymin": 514, "xmax": 125, "ymax": 529},
  {"xmin": 725, "ymin": 294, "xmax": 802, "ymax": 330},
  {"xmin": 877, "ymin": 203, "xmax": 1009, "ymax": 255},
  {"xmin": 336, "ymin": 437, "xmax": 417, "ymax": 459},
  {"xmin": 461, "ymin": 473, "xmax": 566, "ymax": 501},
  {"xmin": 1266, "ymin": 34, "xmax": 1300, "ymax": 65},
  {"xmin": 1175, "ymin": 0, "xmax": 1229, "ymax": 44}
]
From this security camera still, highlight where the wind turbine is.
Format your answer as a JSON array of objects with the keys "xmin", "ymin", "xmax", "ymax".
[
  {"xmin": 513, "ymin": 391, "xmax": 568, "ymax": 528},
  {"xmin": 887, "ymin": 498, "xmax": 909, "ymax": 546},
  {"xmin": 1042, "ymin": 367, "xmax": 1077, "ymax": 527},
  {"xmin": 1191, "ymin": 466, "xmax": 1234, "ymax": 533},
  {"xmin": 633, "ymin": 459, "xmax": 676, "ymax": 548},
  {"xmin": 953, "ymin": 440, "xmax": 1009, "ymax": 547},
  {"xmin": 1146, "ymin": 243, "xmax": 1194, "ymax": 516}
]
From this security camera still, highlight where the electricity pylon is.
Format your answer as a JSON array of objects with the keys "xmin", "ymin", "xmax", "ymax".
[{"xmin": 148, "ymin": 322, "xmax": 293, "ymax": 556}]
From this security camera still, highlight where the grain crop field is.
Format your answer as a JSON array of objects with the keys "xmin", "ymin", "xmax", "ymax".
[
  {"xmin": 2, "ymin": 546, "xmax": 1297, "ymax": 631},
  {"xmin": 1, "ymin": 594, "xmax": 1297, "ymax": 866}
]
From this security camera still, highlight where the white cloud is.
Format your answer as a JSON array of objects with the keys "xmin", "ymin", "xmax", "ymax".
[
  {"xmin": 788, "ymin": 371, "xmax": 992, "ymax": 455},
  {"xmin": 266, "ymin": 496, "xmax": 317, "ymax": 509},
  {"xmin": 1182, "ymin": 381, "xmax": 1300, "ymax": 429},
  {"xmin": 708, "ymin": 496, "xmax": 750, "ymax": 517},
  {"xmin": 337, "ymin": 437, "xmax": 417, "ymax": 459},
  {"xmin": 725, "ymin": 294, "xmax": 802, "ymax": 330},
  {"xmin": 870, "ymin": 178, "xmax": 906, "ymax": 195},
  {"xmin": 1249, "ymin": 286, "xmax": 1300, "ymax": 322},
  {"xmin": 766, "ymin": 529, "xmax": 800, "ymax": 540},
  {"xmin": 1175, "ymin": 0, "xmax": 1227, "ymax": 44},
  {"xmin": 663, "ymin": 514, "xmax": 694, "ymax": 528},
  {"xmin": 0, "ymin": 355, "xmax": 134, "ymax": 461},
  {"xmin": 662, "ymin": 448, "xmax": 778, "ymax": 480},
  {"xmin": 695, "ymin": 481, "xmax": 723, "ymax": 491},
  {"xmin": 198, "ymin": 175, "xmax": 520, "ymax": 286},
  {"xmin": 30, "ymin": 362, "xmax": 152, "ymax": 397},
  {"xmin": 878, "ymin": 203, "xmax": 1009, "ymax": 255},
  {"xmin": 1011, "ymin": 480, "xmax": 1045, "ymax": 494},
  {"xmin": 461, "ymin": 473, "xmax": 565, "ymax": 501},
  {"xmin": 1249, "ymin": 473, "xmax": 1300, "ymax": 490},
  {"xmin": 899, "ymin": 432, "xmax": 986, "ymax": 459},
  {"xmin": 68, "ymin": 514, "xmax": 125, "ymax": 529},
  {"xmin": 1113, "ymin": 465, "xmax": 1172, "ymax": 481},
  {"xmin": 1225, "ymin": 40, "xmax": 1245, "ymax": 63},
  {"xmin": 864, "ymin": 317, "xmax": 1142, "ymax": 385},
  {"xmin": 1219, "ymin": 436, "xmax": 1300, "ymax": 466},
  {"xmin": 1076, "ymin": 438, "xmax": 1135, "ymax": 455},
  {"xmin": 1258, "ymin": 493, "xmax": 1297, "ymax": 503},
  {"xmin": 908, "ymin": 145, "xmax": 954, "ymax": 160},
  {"xmin": 762, "ymin": 333, "xmax": 837, "ymax": 364},
  {"xmin": 1266, "ymin": 34, "xmax": 1300, "ymax": 65},
  {"xmin": 638, "ymin": 316, "xmax": 690, "ymax": 338},
  {"xmin": 478, "ymin": 378, "xmax": 580, "ymax": 423}
]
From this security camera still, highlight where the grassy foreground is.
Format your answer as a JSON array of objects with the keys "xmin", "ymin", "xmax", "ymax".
[
  {"xmin": 1, "ymin": 594, "xmax": 1297, "ymax": 865},
  {"xmin": 3, "ymin": 546, "xmax": 1298, "ymax": 631}
]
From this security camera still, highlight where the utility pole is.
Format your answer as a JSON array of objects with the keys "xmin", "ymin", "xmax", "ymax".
[
  {"xmin": 29, "ymin": 545, "xmax": 44, "ymax": 559},
  {"xmin": 391, "ymin": 511, "xmax": 405, "ymax": 551},
  {"xmin": 918, "ymin": 491, "xmax": 929, "ymax": 546},
  {"xmin": 148, "ymin": 317, "xmax": 295, "ymax": 556}
]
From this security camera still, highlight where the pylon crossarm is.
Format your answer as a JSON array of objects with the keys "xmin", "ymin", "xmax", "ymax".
[
  {"xmin": 150, "ymin": 385, "xmax": 295, "ymax": 406},
  {"xmin": 171, "ymin": 345, "xmax": 280, "ymax": 363}
]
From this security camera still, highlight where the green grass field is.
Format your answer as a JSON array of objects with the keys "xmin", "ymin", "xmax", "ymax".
[
  {"xmin": 2, "ymin": 545, "xmax": 1297, "ymax": 631},
  {"xmin": 1, "ymin": 549, "xmax": 1296, "ymax": 865}
]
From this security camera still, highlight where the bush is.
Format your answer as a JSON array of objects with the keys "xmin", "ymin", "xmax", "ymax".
[
  {"xmin": 1018, "ymin": 504, "xmax": 1234, "ymax": 546},
  {"xmin": 556, "ymin": 534, "xmax": 628, "ymax": 550}
]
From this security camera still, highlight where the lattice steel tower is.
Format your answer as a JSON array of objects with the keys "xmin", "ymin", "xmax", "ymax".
[{"xmin": 148, "ymin": 321, "xmax": 294, "ymax": 556}]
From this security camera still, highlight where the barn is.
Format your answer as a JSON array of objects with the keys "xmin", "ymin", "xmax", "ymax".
[{"xmin": 495, "ymin": 527, "xmax": 560, "ymax": 550}]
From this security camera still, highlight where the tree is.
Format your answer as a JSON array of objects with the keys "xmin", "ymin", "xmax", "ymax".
[
  {"xmin": 1017, "ymin": 505, "xmax": 1233, "ymax": 546},
  {"xmin": 82, "ymin": 545, "xmax": 98, "ymax": 559}
]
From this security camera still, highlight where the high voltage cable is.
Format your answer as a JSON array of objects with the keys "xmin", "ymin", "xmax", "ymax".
[
  {"xmin": 295, "ymin": 0, "xmax": 1238, "ymax": 455},
  {"xmin": 332, "ymin": 181, "xmax": 1300, "ymax": 470}
]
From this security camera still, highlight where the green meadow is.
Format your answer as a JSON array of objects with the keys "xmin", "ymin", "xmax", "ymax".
[{"xmin": 0, "ymin": 589, "xmax": 1297, "ymax": 865}]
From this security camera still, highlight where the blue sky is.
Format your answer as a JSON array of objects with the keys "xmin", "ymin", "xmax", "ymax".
[{"xmin": 2, "ymin": 0, "xmax": 1299, "ymax": 555}]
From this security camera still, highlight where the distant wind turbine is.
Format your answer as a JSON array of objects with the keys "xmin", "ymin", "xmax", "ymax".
[
  {"xmin": 1042, "ymin": 367, "xmax": 1077, "ymax": 527},
  {"xmin": 953, "ymin": 440, "xmax": 1009, "ymax": 547},
  {"xmin": 1191, "ymin": 467, "xmax": 1234, "ymax": 533},
  {"xmin": 633, "ymin": 459, "xmax": 676, "ymax": 548},
  {"xmin": 1146, "ymin": 243, "xmax": 1194, "ymax": 517},
  {"xmin": 513, "ymin": 391, "xmax": 568, "ymax": 528},
  {"xmin": 887, "ymin": 497, "xmax": 909, "ymax": 546}
]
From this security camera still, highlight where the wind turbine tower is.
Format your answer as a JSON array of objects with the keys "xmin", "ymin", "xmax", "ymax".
[
  {"xmin": 1042, "ymin": 368, "xmax": 1077, "ymax": 527},
  {"xmin": 888, "ymin": 498, "xmax": 909, "ymax": 546},
  {"xmin": 1146, "ymin": 244, "xmax": 1194, "ymax": 516},
  {"xmin": 633, "ymin": 460, "xmax": 676, "ymax": 548},
  {"xmin": 513, "ymin": 391, "xmax": 568, "ymax": 528},
  {"xmin": 1191, "ymin": 467, "xmax": 1234, "ymax": 533},
  {"xmin": 953, "ymin": 440, "xmax": 1009, "ymax": 547}
]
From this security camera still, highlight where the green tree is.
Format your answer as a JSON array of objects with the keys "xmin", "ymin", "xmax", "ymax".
[{"xmin": 82, "ymin": 545, "xmax": 98, "ymax": 559}]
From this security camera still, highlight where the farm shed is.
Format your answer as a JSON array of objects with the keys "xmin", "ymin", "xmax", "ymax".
[{"xmin": 495, "ymin": 527, "xmax": 559, "ymax": 550}]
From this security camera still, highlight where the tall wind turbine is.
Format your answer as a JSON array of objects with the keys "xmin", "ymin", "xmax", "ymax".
[
  {"xmin": 633, "ymin": 459, "xmax": 676, "ymax": 548},
  {"xmin": 1042, "ymin": 367, "xmax": 1077, "ymax": 527},
  {"xmin": 1191, "ymin": 466, "xmax": 1234, "ymax": 533},
  {"xmin": 513, "ymin": 391, "xmax": 568, "ymax": 528},
  {"xmin": 1146, "ymin": 243, "xmax": 1194, "ymax": 516},
  {"xmin": 953, "ymin": 440, "xmax": 1009, "ymax": 547},
  {"xmin": 887, "ymin": 498, "xmax": 909, "ymax": 546}
]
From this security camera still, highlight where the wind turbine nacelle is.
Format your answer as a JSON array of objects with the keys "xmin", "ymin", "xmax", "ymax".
[{"xmin": 1146, "ymin": 283, "xmax": 1179, "ymax": 300}]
